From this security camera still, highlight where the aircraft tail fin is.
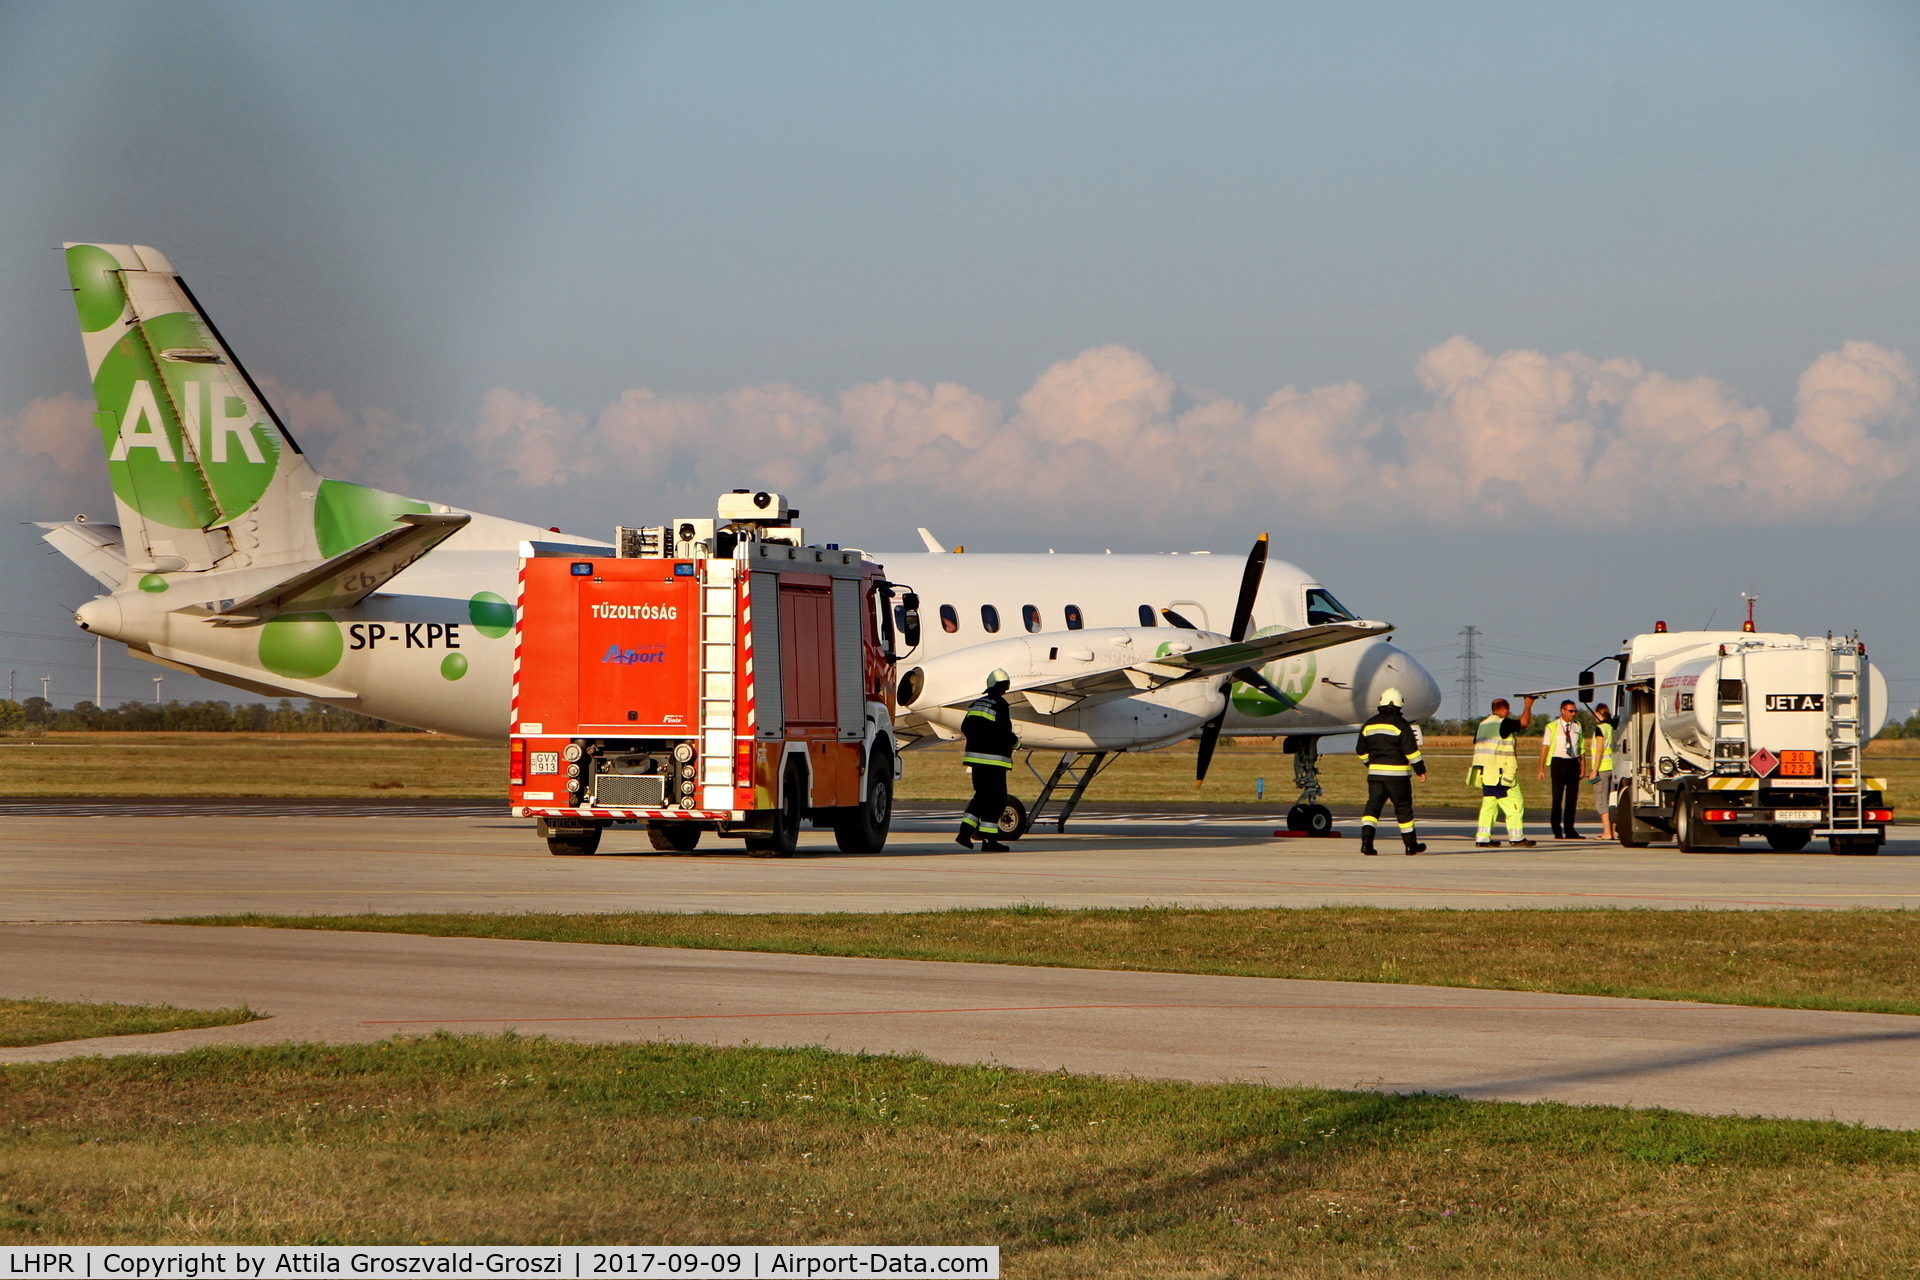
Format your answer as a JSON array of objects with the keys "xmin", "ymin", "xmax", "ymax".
[{"xmin": 63, "ymin": 242, "xmax": 325, "ymax": 577}]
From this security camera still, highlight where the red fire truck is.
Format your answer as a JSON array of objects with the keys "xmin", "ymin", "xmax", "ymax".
[{"xmin": 509, "ymin": 491, "xmax": 910, "ymax": 857}]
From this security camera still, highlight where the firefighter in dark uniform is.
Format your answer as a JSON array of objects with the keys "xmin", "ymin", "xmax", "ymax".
[
  {"xmin": 958, "ymin": 668, "xmax": 1018, "ymax": 852},
  {"xmin": 1354, "ymin": 687, "xmax": 1426, "ymax": 855}
]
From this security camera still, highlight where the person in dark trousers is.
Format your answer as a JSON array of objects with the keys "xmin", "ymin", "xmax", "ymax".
[
  {"xmin": 1538, "ymin": 699, "xmax": 1586, "ymax": 839},
  {"xmin": 958, "ymin": 668, "xmax": 1018, "ymax": 852},
  {"xmin": 1353, "ymin": 687, "xmax": 1426, "ymax": 855}
]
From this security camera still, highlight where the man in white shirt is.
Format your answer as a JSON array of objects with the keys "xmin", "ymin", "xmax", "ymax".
[{"xmin": 1537, "ymin": 700, "xmax": 1586, "ymax": 839}]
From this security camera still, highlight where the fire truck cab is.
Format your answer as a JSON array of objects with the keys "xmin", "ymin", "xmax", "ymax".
[{"xmin": 509, "ymin": 491, "xmax": 909, "ymax": 857}]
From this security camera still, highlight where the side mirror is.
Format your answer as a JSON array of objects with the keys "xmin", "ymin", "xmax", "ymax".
[
  {"xmin": 1578, "ymin": 669, "xmax": 1595, "ymax": 705},
  {"xmin": 900, "ymin": 592, "xmax": 921, "ymax": 648}
]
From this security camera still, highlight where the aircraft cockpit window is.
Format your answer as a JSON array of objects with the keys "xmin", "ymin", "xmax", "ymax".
[
  {"xmin": 1138, "ymin": 605, "xmax": 1157, "ymax": 627},
  {"xmin": 1305, "ymin": 587, "xmax": 1356, "ymax": 627},
  {"xmin": 1064, "ymin": 604, "xmax": 1084, "ymax": 630},
  {"xmin": 939, "ymin": 604, "xmax": 959, "ymax": 634},
  {"xmin": 1022, "ymin": 604, "xmax": 1041, "ymax": 633},
  {"xmin": 981, "ymin": 604, "xmax": 1001, "ymax": 634}
]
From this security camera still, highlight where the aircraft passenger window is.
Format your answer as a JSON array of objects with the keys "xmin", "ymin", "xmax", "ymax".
[
  {"xmin": 939, "ymin": 604, "xmax": 959, "ymax": 634},
  {"xmin": 1138, "ymin": 605, "xmax": 1156, "ymax": 627},
  {"xmin": 1064, "ymin": 604, "xmax": 1084, "ymax": 630},
  {"xmin": 1305, "ymin": 588, "xmax": 1357, "ymax": 627},
  {"xmin": 981, "ymin": 604, "xmax": 1001, "ymax": 634},
  {"xmin": 1022, "ymin": 604, "xmax": 1041, "ymax": 633}
]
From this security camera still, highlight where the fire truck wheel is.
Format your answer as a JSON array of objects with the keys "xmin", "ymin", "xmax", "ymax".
[
  {"xmin": 1673, "ymin": 798, "xmax": 1702, "ymax": 852},
  {"xmin": 832, "ymin": 748, "xmax": 894, "ymax": 853},
  {"xmin": 1830, "ymin": 835, "xmax": 1880, "ymax": 856},
  {"xmin": 746, "ymin": 760, "xmax": 806, "ymax": 857},
  {"xmin": 544, "ymin": 826, "xmax": 602, "ymax": 856},
  {"xmin": 1764, "ymin": 827, "xmax": 1813, "ymax": 852},
  {"xmin": 647, "ymin": 823, "xmax": 702, "ymax": 852}
]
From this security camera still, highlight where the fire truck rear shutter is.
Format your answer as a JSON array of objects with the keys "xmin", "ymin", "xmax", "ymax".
[
  {"xmin": 751, "ymin": 570, "xmax": 783, "ymax": 739},
  {"xmin": 833, "ymin": 576, "xmax": 864, "ymax": 740}
]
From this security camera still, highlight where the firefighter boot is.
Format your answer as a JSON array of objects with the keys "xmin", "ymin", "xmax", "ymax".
[
  {"xmin": 979, "ymin": 840, "xmax": 1011, "ymax": 853},
  {"xmin": 955, "ymin": 825, "xmax": 974, "ymax": 849},
  {"xmin": 1360, "ymin": 826, "xmax": 1377, "ymax": 856},
  {"xmin": 1402, "ymin": 830, "xmax": 1426, "ymax": 856}
]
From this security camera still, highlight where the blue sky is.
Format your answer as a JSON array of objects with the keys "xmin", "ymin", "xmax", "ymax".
[{"xmin": 1, "ymin": 1, "xmax": 1917, "ymax": 716}]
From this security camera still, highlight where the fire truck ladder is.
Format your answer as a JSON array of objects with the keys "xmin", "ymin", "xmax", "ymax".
[
  {"xmin": 697, "ymin": 563, "xmax": 739, "ymax": 812},
  {"xmin": 1820, "ymin": 634, "xmax": 1867, "ymax": 836},
  {"xmin": 1022, "ymin": 750, "xmax": 1115, "ymax": 835}
]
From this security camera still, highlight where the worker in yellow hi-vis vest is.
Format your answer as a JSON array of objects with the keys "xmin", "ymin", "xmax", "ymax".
[{"xmin": 1466, "ymin": 695, "xmax": 1538, "ymax": 848}]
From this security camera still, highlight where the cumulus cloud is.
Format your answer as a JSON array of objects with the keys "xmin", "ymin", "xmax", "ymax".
[{"xmin": 5, "ymin": 340, "xmax": 1916, "ymax": 537}]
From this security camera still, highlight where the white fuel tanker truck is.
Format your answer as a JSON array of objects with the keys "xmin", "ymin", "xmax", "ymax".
[{"xmin": 1601, "ymin": 625, "xmax": 1892, "ymax": 854}]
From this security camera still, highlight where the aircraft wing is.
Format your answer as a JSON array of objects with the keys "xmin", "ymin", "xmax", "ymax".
[
  {"xmin": 933, "ymin": 619, "xmax": 1393, "ymax": 716},
  {"xmin": 180, "ymin": 513, "xmax": 471, "ymax": 623}
]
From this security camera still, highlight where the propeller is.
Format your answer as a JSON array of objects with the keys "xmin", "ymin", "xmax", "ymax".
[{"xmin": 1193, "ymin": 533, "xmax": 1268, "ymax": 786}]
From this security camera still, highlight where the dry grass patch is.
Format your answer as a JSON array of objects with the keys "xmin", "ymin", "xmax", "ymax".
[
  {"xmin": 0, "ymin": 997, "xmax": 257, "ymax": 1048},
  {"xmin": 179, "ymin": 907, "xmax": 1920, "ymax": 1016},
  {"xmin": 3, "ymin": 1035, "xmax": 1919, "ymax": 1276},
  {"xmin": 0, "ymin": 734, "xmax": 501, "ymax": 798}
]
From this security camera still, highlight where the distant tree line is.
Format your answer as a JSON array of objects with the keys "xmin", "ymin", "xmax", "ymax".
[
  {"xmin": 0, "ymin": 697, "xmax": 422, "ymax": 733},
  {"xmin": 1874, "ymin": 714, "xmax": 1920, "ymax": 740}
]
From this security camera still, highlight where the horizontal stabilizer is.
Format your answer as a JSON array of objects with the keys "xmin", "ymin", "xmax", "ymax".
[
  {"xmin": 179, "ymin": 512, "xmax": 470, "ymax": 623},
  {"xmin": 39, "ymin": 521, "xmax": 128, "ymax": 588}
]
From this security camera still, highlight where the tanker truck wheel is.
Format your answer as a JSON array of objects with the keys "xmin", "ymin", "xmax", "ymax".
[
  {"xmin": 1764, "ymin": 827, "xmax": 1813, "ymax": 852},
  {"xmin": 1673, "ymin": 798, "xmax": 1704, "ymax": 853},
  {"xmin": 647, "ymin": 822, "xmax": 702, "ymax": 853},
  {"xmin": 1614, "ymin": 792, "xmax": 1647, "ymax": 848}
]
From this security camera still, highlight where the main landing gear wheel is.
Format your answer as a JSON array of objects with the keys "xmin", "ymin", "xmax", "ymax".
[
  {"xmin": 832, "ymin": 747, "xmax": 894, "ymax": 853},
  {"xmin": 745, "ymin": 760, "xmax": 805, "ymax": 858},
  {"xmin": 646, "ymin": 822, "xmax": 702, "ymax": 852},
  {"xmin": 538, "ymin": 818, "xmax": 602, "ymax": 857},
  {"xmin": 996, "ymin": 795, "xmax": 1029, "ymax": 841},
  {"xmin": 1286, "ymin": 804, "xmax": 1334, "ymax": 837}
]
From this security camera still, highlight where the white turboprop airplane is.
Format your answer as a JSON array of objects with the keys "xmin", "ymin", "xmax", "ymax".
[{"xmin": 45, "ymin": 243, "xmax": 1441, "ymax": 831}]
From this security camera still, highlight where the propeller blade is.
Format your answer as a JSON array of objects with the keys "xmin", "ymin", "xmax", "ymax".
[
  {"xmin": 1195, "ymin": 711, "xmax": 1224, "ymax": 786},
  {"xmin": 1233, "ymin": 666, "xmax": 1288, "ymax": 705},
  {"xmin": 1228, "ymin": 532, "xmax": 1268, "ymax": 642},
  {"xmin": 1160, "ymin": 607, "xmax": 1201, "ymax": 631}
]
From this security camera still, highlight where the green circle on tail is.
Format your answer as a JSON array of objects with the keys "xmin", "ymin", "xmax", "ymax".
[
  {"xmin": 67, "ymin": 245, "xmax": 126, "ymax": 332},
  {"xmin": 259, "ymin": 613, "xmax": 343, "ymax": 680},
  {"xmin": 468, "ymin": 591, "xmax": 513, "ymax": 639},
  {"xmin": 440, "ymin": 653, "xmax": 469, "ymax": 681}
]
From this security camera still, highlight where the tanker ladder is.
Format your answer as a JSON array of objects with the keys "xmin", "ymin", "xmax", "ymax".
[{"xmin": 1817, "ymin": 634, "xmax": 1868, "ymax": 839}]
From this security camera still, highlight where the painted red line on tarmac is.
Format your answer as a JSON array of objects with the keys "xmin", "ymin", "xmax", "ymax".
[{"xmin": 361, "ymin": 1000, "xmax": 1731, "ymax": 1025}]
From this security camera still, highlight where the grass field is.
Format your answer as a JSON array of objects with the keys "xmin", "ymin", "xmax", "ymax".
[
  {"xmin": 3, "ymin": 1034, "xmax": 1918, "ymax": 1275},
  {"xmin": 5, "ymin": 732, "xmax": 1920, "ymax": 811},
  {"xmin": 180, "ymin": 907, "xmax": 1920, "ymax": 1016},
  {"xmin": 0, "ymin": 733, "xmax": 500, "ymax": 797},
  {"xmin": 0, "ymin": 996, "xmax": 257, "ymax": 1048}
]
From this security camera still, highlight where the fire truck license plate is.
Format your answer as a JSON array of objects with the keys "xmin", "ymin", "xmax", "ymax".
[{"xmin": 1772, "ymin": 809, "xmax": 1820, "ymax": 822}]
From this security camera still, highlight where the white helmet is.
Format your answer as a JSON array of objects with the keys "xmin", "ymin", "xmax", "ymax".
[
  {"xmin": 986, "ymin": 668, "xmax": 1010, "ymax": 689},
  {"xmin": 1378, "ymin": 687, "xmax": 1405, "ymax": 707}
]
